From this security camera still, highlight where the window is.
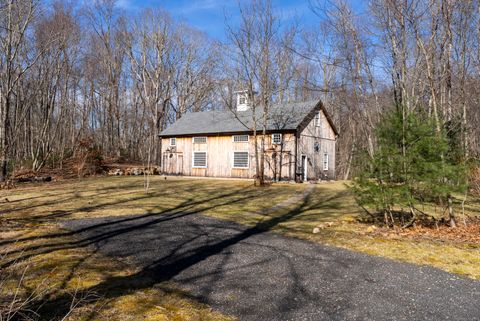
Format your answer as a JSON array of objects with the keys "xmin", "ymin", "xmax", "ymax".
[
  {"xmin": 170, "ymin": 138, "xmax": 176, "ymax": 146},
  {"xmin": 233, "ymin": 152, "xmax": 249, "ymax": 168},
  {"xmin": 239, "ymin": 96, "xmax": 246, "ymax": 105},
  {"xmin": 323, "ymin": 153, "xmax": 329, "ymax": 171},
  {"xmin": 314, "ymin": 142, "xmax": 320, "ymax": 153},
  {"xmin": 315, "ymin": 111, "xmax": 320, "ymax": 127},
  {"xmin": 193, "ymin": 136, "xmax": 207, "ymax": 144},
  {"xmin": 272, "ymin": 133, "xmax": 282, "ymax": 145},
  {"xmin": 193, "ymin": 152, "xmax": 207, "ymax": 168},
  {"xmin": 233, "ymin": 135, "xmax": 249, "ymax": 142}
]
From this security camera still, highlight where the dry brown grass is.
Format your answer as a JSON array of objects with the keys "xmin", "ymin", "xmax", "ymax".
[{"xmin": 3, "ymin": 176, "xmax": 299, "ymax": 320}]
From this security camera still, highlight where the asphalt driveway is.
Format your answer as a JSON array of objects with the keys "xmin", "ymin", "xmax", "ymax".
[{"xmin": 63, "ymin": 213, "xmax": 480, "ymax": 321}]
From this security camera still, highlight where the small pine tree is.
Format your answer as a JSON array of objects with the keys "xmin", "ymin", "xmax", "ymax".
[{"xmin": 351, "ymin": 107, "xmax": 466, "ymax": 227}]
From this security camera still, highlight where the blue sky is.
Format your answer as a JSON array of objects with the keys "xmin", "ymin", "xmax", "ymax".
[{"xmin": 115, "ymin": 0, "xmax": 321, "ymax": 40}]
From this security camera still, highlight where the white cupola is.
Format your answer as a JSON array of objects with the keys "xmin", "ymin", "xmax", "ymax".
[{"xmin": 234, "ymin": 90, "xmax": 254, "ymax": 112}]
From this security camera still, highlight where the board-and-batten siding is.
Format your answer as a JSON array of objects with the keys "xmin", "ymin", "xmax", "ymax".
[
  {"xmin": 161, "ymin": 106, "xmax": 337, "ymax": 180},
  {"xmin": 297, "ymin": 109, "xmax": 336, "ymax": 180},
  {"xmin": 161, "ymin": 134, "xmax": 296, "ymax": 179}
]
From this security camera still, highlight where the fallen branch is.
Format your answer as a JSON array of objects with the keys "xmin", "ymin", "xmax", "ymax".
[{"xmin": 15, "ymin": 176, "xmax": 52, "ymax": 183}]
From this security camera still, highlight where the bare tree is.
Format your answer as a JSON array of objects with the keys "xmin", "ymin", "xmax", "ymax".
[
  {"xmin": 83, "ymin": 0, "xmax": 127, "ymax": 157},
  {"xmin": 1, "ymin": 0, "xmax": 480, "ymax": 188},
  {"xmin": 0, "ymin": 0, "xmax": 40, "ymax": 181},
  {"xmin": 226, "ymin": 0, "xmax": 281, "ymax": 186},
  {"xmin": 125, "ymin": 8, "xmax": 175, "ymax": 164}
]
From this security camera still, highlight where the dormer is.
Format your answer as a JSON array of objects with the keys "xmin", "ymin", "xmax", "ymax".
[{"xmin": 234, "ymin": 90, "xmax": 255, "ymax": 111}]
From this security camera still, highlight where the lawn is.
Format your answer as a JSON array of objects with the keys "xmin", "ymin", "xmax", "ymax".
[
  {"xmin": 0, "ymin": 176, "xmax": 303, "ymax": 320},
  {"xmin": 1, "ymin": 176, "xmax": 479, "ymax": 319}
]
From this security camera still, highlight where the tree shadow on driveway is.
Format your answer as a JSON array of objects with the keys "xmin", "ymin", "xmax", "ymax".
[
  {"xmin": 33, "ymin": 187, "xmax": 342, "ymax": 319},
  {"xmin": 7, "ymin": 185, "xmax": 480, "ymax": 321}
]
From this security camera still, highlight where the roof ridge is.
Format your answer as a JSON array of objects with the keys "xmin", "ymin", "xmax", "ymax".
[{"xmin": 159, "ymin": 99, "xmax": 332, "ymax": 137}]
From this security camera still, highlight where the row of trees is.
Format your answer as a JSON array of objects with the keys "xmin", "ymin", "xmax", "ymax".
[
  {"xmin": 1, "ymin": 0, "xmax": 480, "ymax": 183},
  {"xmin": 0, "ymin": 0, "xmax": 219, "ymax": 180}
]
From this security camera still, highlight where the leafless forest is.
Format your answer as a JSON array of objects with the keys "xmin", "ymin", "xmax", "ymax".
[{"xmin": 1, "ymin": 0, "xmax": 480, "ymax": 181}]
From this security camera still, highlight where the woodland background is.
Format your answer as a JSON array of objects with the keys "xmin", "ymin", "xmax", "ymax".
[{"xmin": 1, "ymin": 0, "xmax": 480, "ymax": 181}]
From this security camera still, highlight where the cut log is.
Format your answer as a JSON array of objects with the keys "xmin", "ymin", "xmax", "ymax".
[{"xmin": 16, "ymin": 176, "xmax": 52, "ymax": 183}]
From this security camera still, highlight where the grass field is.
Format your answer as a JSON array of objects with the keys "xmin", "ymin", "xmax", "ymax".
[
  {"xmin": 0, "ymin": 177, "xmax": 302, "ymax": 320},
  {"xmin": 1, "ymin": 176, "xmax": 479, "ymax": 319}
]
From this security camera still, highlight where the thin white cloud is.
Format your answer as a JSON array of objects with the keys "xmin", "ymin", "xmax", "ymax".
[
  {"xmin": 275, "ymin": 1, "xmax": 309, "ymax": 21},
  {"xmin": 173, "ymin": 0, "xmax": 235, "ymax": 14},
  {"xmin": 115, "ymin": 0, "xmax": 138, "ymax": 10}
]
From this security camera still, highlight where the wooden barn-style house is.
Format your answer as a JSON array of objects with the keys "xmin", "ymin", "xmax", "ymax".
[{"xmin": 159, "ymin": 92, "xmax": 338, "ymax": 181}]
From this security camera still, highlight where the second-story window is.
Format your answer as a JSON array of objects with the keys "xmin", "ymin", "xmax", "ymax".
[
  {"xmin": 233, "ymin": 135, "xmax": 249, "ymax": 142},
  {"xmin": 272, "ymin": 133, "xmax": 282, "ymax": 145},
  {"xmin": 193, "ymin": 136, "xmax": 207, "ymax": 144}
]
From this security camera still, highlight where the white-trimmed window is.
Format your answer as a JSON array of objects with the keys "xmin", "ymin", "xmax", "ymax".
[
  {"xmin": 193, "ymin": 136, "xmax": 207, "ymax": 144},
  {"xmin": 272, "ymin": 133, "xmax": 282, "ymax": 145},
  {"xmin": 315, "ymin": 111, "xmax": 320, "ymax": 127},
  {"xmin": 233, "ymin": 152, "xmax": 249, "ymax": 168},
  {"xmin": 170, "ymin": 137, "xmax": 176, "ymax": 146},
  {"xmin": 323, "ymin": 153, "xmax": 329, "ymax": 171},
  {"xmin": 233, "ymin": 135, "xmax": 249, "ymax": 142},
  {"xmin": 193, "ymin": 152, "xmax": 207, "ymax": 168}
]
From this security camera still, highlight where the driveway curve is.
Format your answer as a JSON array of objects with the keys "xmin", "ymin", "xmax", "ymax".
[{"xmin": 63, "ymin": 210, "xmax": 480, "ymax": 321}]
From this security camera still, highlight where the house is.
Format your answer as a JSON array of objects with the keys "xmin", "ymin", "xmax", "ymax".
[{"xmin": 159, "ymin": 92, "xmax": 338, "ymax": 181}]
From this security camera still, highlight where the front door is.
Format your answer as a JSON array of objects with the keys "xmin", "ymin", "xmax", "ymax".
[{"xmin": 164, "ymin": 153, "xmax": 183, "ymax": 175}]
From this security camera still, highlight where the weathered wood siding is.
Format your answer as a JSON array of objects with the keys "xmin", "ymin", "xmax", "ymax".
[
  {"xmin": 297, "ymin": 109, "xmax": 336, "ymax": 180},
  {"xmin": 161, "ymin": 133, "xmax": 296, "ymax": 179}
]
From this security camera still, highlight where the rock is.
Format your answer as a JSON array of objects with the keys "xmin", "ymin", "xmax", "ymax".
[
  {"xmin": 312, "ymin": 227, "xmax": 320, "ymax": 234},
  {"xmin": 366, "ymin": 225, "xmax": 377, "ymax": 233},
  {"xmin": 315, "ymin": 222, "xmax": 334, "ymax": 230}
]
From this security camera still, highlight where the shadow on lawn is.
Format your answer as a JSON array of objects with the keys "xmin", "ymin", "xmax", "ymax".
[
  {"xmin": 0, "ymin": 180, "xmax": 151, "ymax": 215},
  {"xmin": 0, "ymin": 184, "xmax": 261, "ymax": 267},
  {"xmin": 0, "ymin": 180, "xmax": 245, "ymax": 246},
  {"xmin": 4, "ymin": 184, "xmax": 348, "ymax": 320}
]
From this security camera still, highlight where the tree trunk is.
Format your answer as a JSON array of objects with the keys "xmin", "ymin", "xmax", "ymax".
[
  {"xmin": 447, "ymin": 194, "xmax": 456, "ymax": 228},
  {"xmin": 0, "ymin": 94, "xmax": 11, "ymax": 182}
]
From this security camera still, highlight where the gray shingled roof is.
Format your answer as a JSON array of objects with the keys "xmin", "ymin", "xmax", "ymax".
[{"xmin": 160, "ymin": 100, "xmax": 324, "ymax": 137}]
